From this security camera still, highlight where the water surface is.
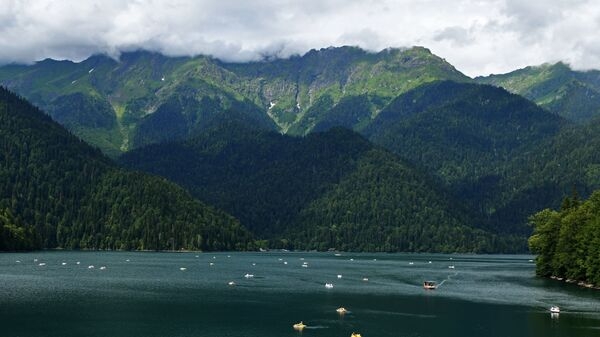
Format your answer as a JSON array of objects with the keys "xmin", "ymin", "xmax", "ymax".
[{"xmin": 1, "ymin": 252, "xmax": 599, "ymax": 337}]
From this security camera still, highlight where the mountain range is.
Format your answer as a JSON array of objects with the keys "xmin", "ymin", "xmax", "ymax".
[
  {"xmin": 0, "ymin": 47, "xmax": 467, "ymax": 156},
  {"xmin": 1, "ymin": 46, "xmax": 599, "ymax": 252}
]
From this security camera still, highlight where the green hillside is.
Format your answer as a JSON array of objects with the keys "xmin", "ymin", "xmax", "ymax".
[
  {"xmin": 222, "ymin": 46, "xmax": 470, "ymax": 134},
  {"xmin": 0, "ymin": 86, "xmax": 251, "ymax": 251},
  {"xmin": 477, "ymin": 62, "xmax": 600, "ymax": 123},
  {"xmin": 503, "ymin": 118, "xmax": 600, "ymax": 224},
  {"xmin": 363, "ymin": 81, "xmax": 566, "ymax": 233},
  {"xmin": 120, "ymin": 123, "xmax": 524, "ymax": 253}
]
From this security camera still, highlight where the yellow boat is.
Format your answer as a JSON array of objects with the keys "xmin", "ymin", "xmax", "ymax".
[
  {"xmin": 293, "ymin": 321, "xmax": 307, "ymax": 330},
  {"xmin": 351, "ymin": 333, "xmax": 362, "ymax": 337}
]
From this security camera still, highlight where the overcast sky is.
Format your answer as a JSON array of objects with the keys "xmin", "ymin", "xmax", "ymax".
[{"xmin": 1, "ymin": 0, "xmax": 599, "ymax": 76}]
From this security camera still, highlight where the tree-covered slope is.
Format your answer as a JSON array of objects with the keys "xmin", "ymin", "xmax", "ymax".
[
  {"xmin": 0, "ymin": 46, "xmax": 468, "ymax": 154},
  {"xmin": 363, "ymin": 81, "xmax": 566, "ymax": 234},
  {"xmin": 529, "ymin": 190, "xmax": 600, "ymax": 286},
  {"xmin": 365, "ymin": 81, "xmax": 565, "ymax": 184},
  {"xmin": 476, "ymin": 62, "xmax": 600, "ymax": 123},
  {"xmin": 0, "ymin": 87, "xmax": 251, "ymax": 251},
  {"xmin": 120, "ymin": 123, "xmax": 524, "ymax": 253},
  {"xmin": 502, "ymin": 117, "xmax": 600, "ymax": 225}
]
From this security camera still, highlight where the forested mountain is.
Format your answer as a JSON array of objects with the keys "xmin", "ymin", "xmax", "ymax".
[
  {"xmin": 503, "ymin": 118, "xmax": 600, "ymax": 225},
  {"xmin": 529, "ymin": 190, "xmax": 600, "ymax": 286},
  {"xmin": 363, "ymin": 81, "xmax": 567, "ymax": 234},
  {"xmin": 3, "ymin": 45, "xmax": 600, "ymax": 254},
  {"xmin": 0, "ymin": 86, "xmax": 251, "ymax": 251},
  {"xmin": 476, "ymin": 62, "xmax": 600, "ymax": 123},
  {"xmin": 120, "ymin": 122, "xmax": 524, "ymax": 253},
  {"xmin": 0, "ymin": 46, "xmax": 468, "ymax": 155}
]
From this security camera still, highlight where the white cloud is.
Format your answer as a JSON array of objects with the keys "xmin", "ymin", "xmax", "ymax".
[{"xmin": 0, "ymin": 0, "xmax": 599, "ymax": 76}]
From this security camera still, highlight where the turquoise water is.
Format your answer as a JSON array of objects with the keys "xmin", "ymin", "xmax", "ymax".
[{"xmin": 1, "ymin": 252, "xmax": 599, "ymax": 336}]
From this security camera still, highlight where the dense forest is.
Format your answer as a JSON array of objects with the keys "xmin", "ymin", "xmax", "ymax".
[
  {"xmin": 0, "ymin": 86, "xmax": 252, "ymax": 251},
  {"xmin": 121, "ymin": 122, "xmax": 525, "ymax": 253},
  {"xmin": 529, "ymin": 190, "xmax": 600, "ymax": 286},
  {"xmin": 363, "ymin": 81, "xmax": 567, "ymax": 234}
]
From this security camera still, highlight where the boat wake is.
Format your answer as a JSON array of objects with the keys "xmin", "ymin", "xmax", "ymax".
[
  {"xmin": 305, "ymin": 325, "xmax": 328, "ymax": 329},
  {"xmin": 436, "ymin": 271, "xmax": 458, "ymax": 288},
  {"xmin": 362, "ymin": 309, "xmax": 436, "ymax": 319}
]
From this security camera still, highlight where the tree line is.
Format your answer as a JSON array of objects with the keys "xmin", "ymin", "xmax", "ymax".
[{"xmin": 529, "ymin": 189, "xmax": 600, "ymax": 286}]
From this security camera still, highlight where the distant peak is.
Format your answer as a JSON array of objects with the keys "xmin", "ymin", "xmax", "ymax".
[
  {"xmin": 36, "ymin": 58, "xmax": 74, "ymax": 66},
  {"xmin": 304, "ymin": 45, "xmax": 368, "ymax": 57},
  {"xmin": 528, "ymin": 61, "xmax": 572, "ymax": 72},
  {"xmin": 378, "ymin": 46, "xmax": 432, "ymax": 55}
]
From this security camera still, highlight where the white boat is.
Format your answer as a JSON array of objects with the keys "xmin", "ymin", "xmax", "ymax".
[
  {"xmin": 179, "ymin": 267, "xmax": 186, "ymax": 271},
  {"xmin": 293, "ymin": 321, "xmax": 306, "ymax": 330},
  {"xmin": 337, "ymin": 274, "xmax": 343, "ymax": 279},
  {"xmin": 336, "ymin": 307, "xmax": 348, "ymax": 314},
  {"xmin": 228, "ymin": 281, "xmax": 236, "ymax": 286},
  {"xmin": 301, "ymin": 264, "xmax": 308, "ymax": 268},
  {"xmin": 88, "ymin": 265, "xmax": 95, "ymax": 269},
  {"xmin": 448, "ymin": 265, "xmax": 455, "ymax": 269},
  {"xmin": 325, "ymin": 283, "xmax": 334, "ymax": 289},
  {"xmin": 244, "ymin": 273, "xmax": 254, "ymax": 278},
  {"xmin": 99, "ymin": 266, "xmax": 106, "ymax": 270},
  {"xmin": 362, "ymin": 277, "xmax": 369, "ymax": 282},
  {"xmin": 550, "ymin": 306, "xmax": 560, "ymax": 313},
  {"xmin": 38, "ymin": 263, "xmax": 46, "ymax": 266}
]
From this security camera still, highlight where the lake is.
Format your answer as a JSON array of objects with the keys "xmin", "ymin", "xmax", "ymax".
[{"xmin": 1, "ymin": 252, "xmax": 599, "ymax": 337}]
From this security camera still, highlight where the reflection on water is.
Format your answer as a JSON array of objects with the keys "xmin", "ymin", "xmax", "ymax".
[{"xmin": 0, "ymin": 252, "xmax": 599, "ymax": 337}]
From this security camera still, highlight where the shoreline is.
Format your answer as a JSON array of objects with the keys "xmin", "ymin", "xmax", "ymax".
[{"xmin": 549, "ymin": 275, "xmax": 600, "ymax": 290}]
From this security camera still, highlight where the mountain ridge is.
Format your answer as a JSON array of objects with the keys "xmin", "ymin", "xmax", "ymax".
[{"xmin": 0, "ymin": 46, "xmax": 470, "ymax": 155}]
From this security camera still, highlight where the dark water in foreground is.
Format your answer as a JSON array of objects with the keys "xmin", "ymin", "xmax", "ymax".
[{"xmin": 1, "ymin": 252, "xmax": 599, "ymax": 337}]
